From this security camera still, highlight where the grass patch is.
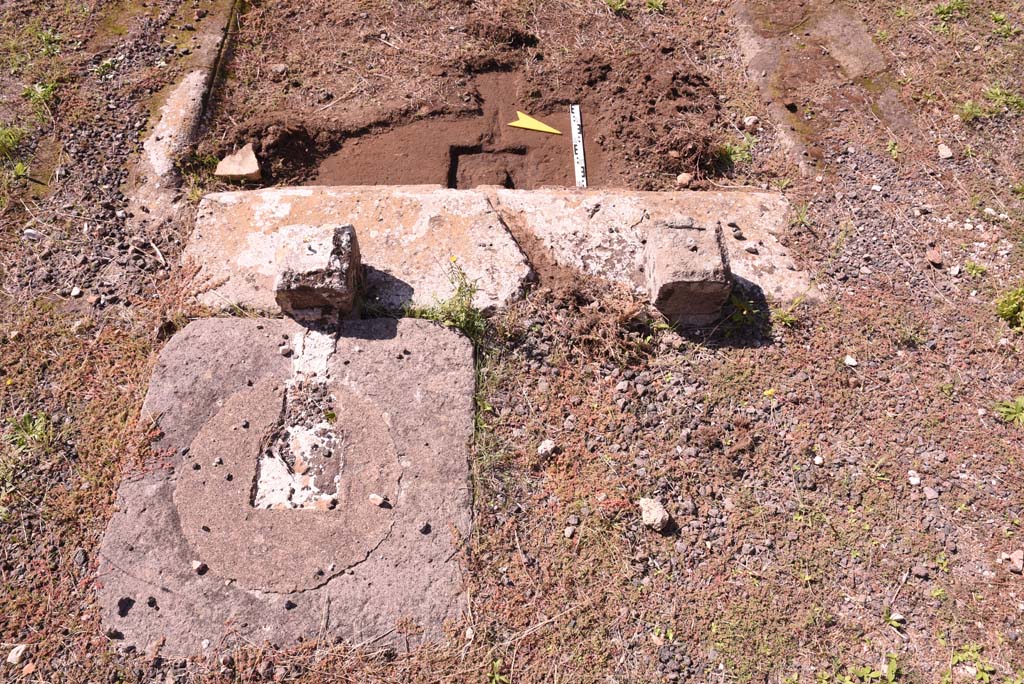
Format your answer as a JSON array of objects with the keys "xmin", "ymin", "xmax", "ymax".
[
  {"xmin": 964, "ymin": 260, "xmax": 987, "ymax": 278},
  {"xmin": 718, "ymin": 133, "xmax": 756, "ymax": 168},
  {"xmin": 23, "ymin": 79, "xmax": 58, "ymax": 117},
  {"xmin": 405, "ymin": 260, "xmax": 487, "ymax": 344},
  {"xmin": 983, "ymin": 84, "xmax": 1024, "ymax": 112},
  {"xmin": 604, "ymin": 0, "xmax": 628, "ymax": 14},
  {"xmin": 995, "ymin": 397, "xmax": 1024, "ymax": 427},
  {"xmin": 995, "ymin": 285, "xmax": 1024, "ymax": 330},
  {"xmin": 0, "ymin": 125, "xmax": 25, "ymax": 160},
  {"xmin": 958, "ymin": 85, "xmax": 1024, "ymax": 122},
  {"xmin": 935, "ymin": 0, "xmax": 970, "ymax": 28}
]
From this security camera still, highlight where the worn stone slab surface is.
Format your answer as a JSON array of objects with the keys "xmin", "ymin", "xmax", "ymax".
[
  {"xmin": 488, "ymin": 188, "xmax": 816, "ymax": 306},
  {"xmin": 184, "ymin": 186, "xmax": 533, "ymax": 314},
  {"xmin": 97, "ymin": 317, "xmax": 473, "ymax": 656}
]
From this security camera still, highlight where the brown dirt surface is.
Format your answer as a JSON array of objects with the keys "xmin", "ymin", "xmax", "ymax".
[
  {"xmin": 199, "ymin": 1, "xmax": 726, "ymax": 189},
  {"xmin": 2, "ymin": 0, "xmax": 1024, "ymax": 682}
]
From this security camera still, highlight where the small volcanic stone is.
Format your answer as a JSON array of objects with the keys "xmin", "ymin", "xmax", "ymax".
[{"xmin": 639, "ymin": 498, "xmax": 671, "ymax": 532}]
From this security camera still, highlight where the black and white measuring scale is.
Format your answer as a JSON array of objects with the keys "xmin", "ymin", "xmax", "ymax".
[{"xmin": 569, "ymin": 104, "xmax": 587, "ymax": 189}]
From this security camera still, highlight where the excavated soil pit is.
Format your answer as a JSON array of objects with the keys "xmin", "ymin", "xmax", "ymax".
[{"xmin": 309, "ymin": 72, "xmax": 609, "ymax": 189}]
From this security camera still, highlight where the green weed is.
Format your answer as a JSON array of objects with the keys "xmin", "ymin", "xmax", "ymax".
[
  {"xmin": 983, "ymin": 84, "xmax": 1024, "ymax": 112},
  {"xmin": 604, "ymin": 0, "xmax": 628, "ymax": 13},
  {"xmin": 5, "ymin": 412, "xmax": 55, "ymax": 453},
  {"xmin": 718, "ymin": 134, "xmax": 756, "ymax": 167},
  {"xmin": 32, "ymin": 27, "xmax": 62, "ymax": 56},
  {"xmin": 791, "ymin": 202, "xmax": 812, "ymax": 229},
  {"xmin": 772, "ymin": 306, "xmax": 800, "ymax": 329},
  {"xmin": 996, "ymin": 285, "xmax": 1024, "ymax": 329},
  {"xmin": 887, "ymin": 139, "xmax": 900, "ymax": 160},
  {"xmin": 0, "ymin": 125, "xmax": 24, "ymax": 160},
  {"xmin": 958, "ymin": 100, "xmax": 986, "ymax": 122},
  {"xmin": 727, "ymin": 292, "xmax": 761, "ymax": 332},
  {"xmin": 991, "ymin": 12, "xmax": 1021, "ymax": 37},
  {"xmin": 92, "ymin": 57, "xmax": 117, "ymax": 79},
  {"xmin": 995, "ymin": 396, "xmax": 1024, "ymax": 427},
  {"xmin": 23, "ymin": 79, "xmax": 58, "ymax": 115},
  {"xmin": 949, "ymin": 644, "xmax": 996, "ymax": 683},
  {"xmin": 935, "ymin": 0, "xmax": 970, "ymax": 27},
  {"xmin": 964, "ymin": 260, "xmax": 987, "ymax": 277},
  {"xmin": 487, "ymin": 659, "xmax": 511, "ymax": 684},
  {"xmin": 836, "ymin": 653, "xmax": 904, "ymax": 684},
  {"xmin": 645, "ymin": 0, "xmax": 665, "ymax": 11},
  {"xmin": 1012, "ymin": 182, "xmax": 1024, "ymax": 199},
  {"xmin": 406, "ymin": 261, "xmax": 487, "ymax": 344}
]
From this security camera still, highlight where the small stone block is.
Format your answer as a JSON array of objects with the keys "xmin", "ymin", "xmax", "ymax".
[
  {"xmin": 214, "ymin": 143, "xmax": 261, "ymax": 183},
  {"xmin": 274, "ymin": 224, "xmax": 361, "ymax": 319},
  {"xmin": 643, "ymin": 220, "xmax": 732, "ymax": 326}
]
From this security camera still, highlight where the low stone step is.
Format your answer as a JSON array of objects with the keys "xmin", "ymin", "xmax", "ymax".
[
  {"xmin": 184, "ymin": 185, "xmax": 814, "ymax": 325},
  {"xmin": 489, "ymin": 187, "xmax": 815, "ymax": 308},
  {"xmin": 185, "ymin": 185, "xmax": 533, "ymax": 314}
]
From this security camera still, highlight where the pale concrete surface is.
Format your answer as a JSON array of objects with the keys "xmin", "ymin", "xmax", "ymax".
[
  {"xmin": 184, "ymin": 186, "xmax": 534, "ymax": 313},
  {"xmin": 489, "ymin": 187, "xmax": 816, "ymax": 308},
  {"xmin": 97, "ymin": 318, "xmax": 473, "ymax": 656}
]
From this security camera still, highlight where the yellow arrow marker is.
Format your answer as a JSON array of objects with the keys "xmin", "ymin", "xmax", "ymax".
[{"xmin": 507, "ymin": 111, "xmax": 561, "ymax": 135}]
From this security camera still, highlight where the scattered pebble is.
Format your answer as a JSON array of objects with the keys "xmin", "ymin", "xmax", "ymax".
[
  {"xmin": 923, "ymin": 487, "xmax": 939, "ymax": 501},
  {"xmin": 843, "ymin": 355, "xmax": 858, "ymax": 367},
  {"xmin": 908, "ymin": 470, "xmax": 921, "ymax": 487},
  {"xmin": 563, "ymin": 525, "xmax": 576, "ymax": 539},
  {"xmin": 368, "ymin": 493, "xmax": 387, "ymax": 507},
  {"xmin": 639, "ymin": 497, "xmax": 671, "ymax": 532},
  {"xmin": 190, "ymin": 560, "xmax": 208, "ymax": 575},
  {"xmin": 926, "ymin": 248, "xmax": 943, "ymax": 267},
  {"xmin": 675, "ymin": 172, "xmax": 693, "ymax": 188},
  {"xmin": 537, "ymin": 439, "xmax": 557, "ymax": 457},
  {"xmin": 937, "ymin": 143, "xmax": 953, "ymax": 160},
  {"xmin": 70, "ymin": 286, "xmax": 83, "ymax": 298},
  {"xmin": 742, "ymin": 115, "xmax": 760, "ymax": 129},
  {"xmin": 1010, "ymin": 549, "xmax": 1024, "ymax": 575},
  {"xmin": 6, "ymin": 644, "xmax": 27, "ymax": 665}
]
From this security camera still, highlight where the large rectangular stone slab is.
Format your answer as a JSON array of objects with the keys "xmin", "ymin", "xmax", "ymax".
[
  {"xmin": 97, "ymin": 317, "xmax": 473, "ymax": 656},
  {"xmin": 184, "ymin": 185, "xmax": 533, "ymax": 314},
  {"xmin": 488, "ymin": 188, "xmax": 816, "ymax": 310}
]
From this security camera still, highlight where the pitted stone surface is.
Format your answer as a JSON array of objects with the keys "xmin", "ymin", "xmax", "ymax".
[
  {"xmin": 97, "ymin": 317, "xmax": 473, "ymax": 655},
  {"xmin": 184, "ymin": 185, "xmax": 533, "ymax": 314},
  {"xmin": 644, "ymin": 220, "xmax": 732, "ymax": 325},
  {"xmin": 274, "ymin": 223, "xmax": 361, "ymax": 319},
  {"xmin": 489, "ymin": 188, "xmax": 816, "ymax": 307}
]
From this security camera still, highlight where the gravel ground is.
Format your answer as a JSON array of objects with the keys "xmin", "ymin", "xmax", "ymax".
[{"xmin": 1, "ymin": 0, "xmax": 1023, "ymax": 682}]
